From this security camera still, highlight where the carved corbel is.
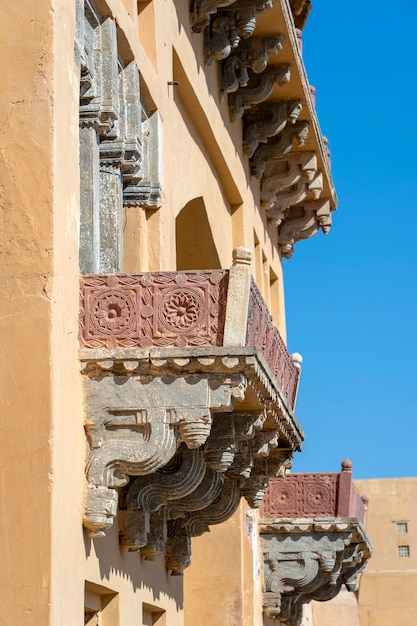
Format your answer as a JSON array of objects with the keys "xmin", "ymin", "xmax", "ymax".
[
  {"xmin": 220, "ymin": 36, "xmax": 283, "ymax": 95},
  {"xmin": 261, "ymin": 152, "xmax": 317, "ymax": 210},
  {"xmin": 243, "ymin": 100, "xmax": 302, "ymax": 157},
  {"xmin": 190, "ymin": 0, "xmax": 237, "ymax": 33},
  {"xmin": 278, "ymin": 199, "xmax": 331, "ymax": 259},
  {"xmin": 165, "ymin": 478, "xmax": 241, "ymax": 574},
  {"xmin": 251, "ymin": 120, "xmax": 309, "ymax": 178},
  {"xmin": 82, "ymin": 362, "xmax": 246, "ymax": 537},
  {"xmin": 229, "ymin": 64, "xmax": 291, "ymax": 122},
  {"xmin": 265, "ymin": 172, "xmax": 323, "ymax": 226},
  {"xmin": 290, "ymin": 0, "xmax": 312, "ymax": 30}
]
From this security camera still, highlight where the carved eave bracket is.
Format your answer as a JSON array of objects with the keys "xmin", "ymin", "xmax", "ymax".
[
  {"xmin": 260, "ymin": 518, "xmax": 372, "ymax": 625},
  {"xmin": 81, "ymin": 346, "xmax": 303, "ymax": 540},
  {"xmin": 278, "ymin": 199, "xmax": 331, "ymax": 259}
]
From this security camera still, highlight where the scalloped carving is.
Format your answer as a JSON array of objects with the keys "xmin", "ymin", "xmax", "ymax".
[{"xmin": 229, "ymin": 64, "xmax": 291, "ymax": 122}]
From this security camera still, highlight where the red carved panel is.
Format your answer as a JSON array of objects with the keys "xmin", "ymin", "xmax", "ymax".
[
  {"xmin": 246, "ymin": 279, "xmax": 299, "ymax": 407},
  {"xmin": 80, "ymin": 271, "xmax": 228, "ymax": 349},
  {"xmin": 261, "ymin": 473, "xmax": 338, "ymax": 518}
]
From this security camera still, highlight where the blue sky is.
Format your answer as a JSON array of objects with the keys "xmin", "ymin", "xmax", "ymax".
[{"xmin": 285, "ymin": 0, "xmax": 417, "ymax": 478}]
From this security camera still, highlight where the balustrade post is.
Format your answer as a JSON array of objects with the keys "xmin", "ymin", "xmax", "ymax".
[{"xmin": 223, "ymin": 247, "xmax": 252, "ymax": 346}]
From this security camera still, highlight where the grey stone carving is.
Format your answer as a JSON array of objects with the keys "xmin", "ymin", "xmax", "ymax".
[
  {"xmin": 207, "ymin": 2, "xmax": 275, "ymax": 62},
  {"xmin": 251, "ymin": 120, "xmax": 309, "ymax": 178},
  {"xmin": 260, "ymin": 518, "xmax": 372, "ymax": 624},
  {"xmin": 229, "ymin": 64, "xmax": 291, "ymax": 122},
  {"xmin": 190, "ymin": 0, "xmax": 238, "ymax": 34},
  {"xmin": 220, "ymin": 36, "xmax": 283, "ymax": 95},
  {"xmin": 278, "ymin": 199, "xmax": 332, "ymax": 259},
  {"xmin": 265, "ymin": 172, "xmax": 323, "ymax": 227},
  {"xmin": 243, "ymin": 100, "xmax": 302, "ymax": 157},
  {"xmin": 261, "ymin": 152, "xmax": 317, "ymax": 210},
  {"xmin": 78, "ymin": 0, "xmax": 162, "ymax": 273}
]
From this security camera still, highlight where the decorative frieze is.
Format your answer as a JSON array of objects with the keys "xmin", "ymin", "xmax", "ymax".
[
  {"xmin": 229, "ymin": 64, "xmax": 291, "ymax": 122},
  {"xmin": 243, "ymin": 100, "xmax": 303, "ymax": 157}
]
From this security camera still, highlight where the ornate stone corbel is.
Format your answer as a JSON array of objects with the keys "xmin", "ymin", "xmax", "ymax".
[
  {"xmin": 251, "ymin": 120, "xmax": 309, "ymax": 178},
  {"xmin": 229, "ymin": 64, "xmax": 291, "ymax": 122},
  {"xmin": 220, "ymin": 36, "xmax": 283, "ymax": 96},
  {"xmin": 260, "ymin": 152, "xmax": 317, "ymax": 210},
  {"xmin": 82, "ymin": 360, "xmax": 246, "ymax": 537},
  {"xmin": 290, "ymin": 0, "xmax": 312, "ymax": 30},
  {"xmin": 260, "ymin": 521, "xmax": 371, "ymax": 624},
  {"xmin": 278, "ymin": 199, "xmax": 331, "ymax": 259},
  {"xmin": 165, "ymin": 478, "xmax": 241, "ymax": 574},
  {"xmin": 243, "ymin": 100, "xmax": 302, "ymax": 157},
  {"xmin": 190, "ymin": 0, "xmax": 237, "ymax": 33},
  {"xmin": 265, "ymin": 172, "xmax": 323, "ymax": 227}
]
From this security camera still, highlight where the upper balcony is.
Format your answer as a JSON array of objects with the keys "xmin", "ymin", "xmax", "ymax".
[
  {"xmin": 79, "ymin": 248, "xmax": 304, "ymax": 573},
  {"xmin": 259, "ymin": 460, "xmax": 372, "ymax": 624}
]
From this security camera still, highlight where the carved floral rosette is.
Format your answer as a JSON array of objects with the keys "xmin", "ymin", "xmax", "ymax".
[{"xmin": 80, "ymin": 270, "xmax": 229, "ymax": 348}]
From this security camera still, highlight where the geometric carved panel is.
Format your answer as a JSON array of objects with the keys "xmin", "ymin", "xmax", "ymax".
[
  {"xmin": 80, "ymin": 270, "xmax": 229, "ymax": 349},
  {"xmin": 262, "ymin": 473, "xmax": 338, "ymax": 518}
]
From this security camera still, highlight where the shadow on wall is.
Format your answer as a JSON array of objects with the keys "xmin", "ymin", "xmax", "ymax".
[{"xmin": 176, "ymin": 197, "xmax": 221, "ymax": 270}]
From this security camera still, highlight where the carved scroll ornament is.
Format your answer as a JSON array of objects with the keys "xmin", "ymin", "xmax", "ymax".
[
  {"xmin": 260, "ymin": 519, "xmax": 372, "ymax": 624},
  {"xmin": 220, "ymin": 36, "xmax": 283, "ymax": 96},
  {"xmin": 260, "ymin": 152, "xmax": 317, "ymax": 210},
  {"xmin": 278, "ymin": 199, "xmax": 332, "ymax": 259},
  {"xmin": 251, "ymin": 120, "xmax": 309, "ymax": 178},
  {"xmin": 229, "ymin": 64, "xmax": 291, "ymax": 122},
  {"xmin": 243, "ymin": 99, "xmax": 302, "ymax": 157},
  {"xmin": 265, "ymin": 172, "xmax": 323, "ymax": 227}
]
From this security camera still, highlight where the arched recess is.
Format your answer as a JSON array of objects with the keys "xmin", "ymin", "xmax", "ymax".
[{"xmin": 176, "ymin": 197, "xmax": 221, "ymax": 270}]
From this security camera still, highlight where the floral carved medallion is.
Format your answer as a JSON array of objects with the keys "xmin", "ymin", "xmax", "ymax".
[{"xmin": 80, "ymin": 271, "xmax": 228, "ymax": 348}]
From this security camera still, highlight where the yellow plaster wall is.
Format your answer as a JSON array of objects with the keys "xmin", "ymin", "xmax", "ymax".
[
  {"xmin": 354, "ymin": 478, "xmax": 417, "ymax": 626},
  {"xmin": 0, "ymin": 2, "xmax": 55, "ymax": 623}
]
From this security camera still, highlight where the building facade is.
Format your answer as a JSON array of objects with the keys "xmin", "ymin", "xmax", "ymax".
[{"xmin": 0, "ymin": 1, "xmax": 369, "ymax": 624}]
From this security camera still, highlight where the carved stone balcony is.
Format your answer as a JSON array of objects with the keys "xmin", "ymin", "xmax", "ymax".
[
  {"xmin": 259, "ymin": 460, "xmax": 372, "ymax": 624},
  {"xmin": 79, "ymin": 248, "xmax": 304, "ymax": 573}
]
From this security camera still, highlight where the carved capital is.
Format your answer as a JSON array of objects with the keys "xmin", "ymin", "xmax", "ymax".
[{"xmin": 229, "ymin": 64, "xmax": 291, "ymax": 122}]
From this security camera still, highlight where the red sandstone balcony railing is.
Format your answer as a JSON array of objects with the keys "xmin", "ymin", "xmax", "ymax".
[
  {"xmin": 79, "ymin": 251, "xmax": 300, "ymax": 409},
  {"xmin": 261, "ymin": 459, "xmax": 368, "ymax": 523}
]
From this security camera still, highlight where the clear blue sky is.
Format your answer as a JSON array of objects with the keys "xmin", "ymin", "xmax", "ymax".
[{"xmin": 285, "ymin": 0, "xmax": 417, "ymax": 479}]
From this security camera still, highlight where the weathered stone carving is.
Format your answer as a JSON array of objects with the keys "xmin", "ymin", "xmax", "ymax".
[
  {"xmin": 278, "ymin": 199, "xmax": 332, "ymax": 259},
  {"xmin": 80, "ymin": 270, "xmax": 229, "ymax": 349},
  {"xmin": 246, "ymin": 279, "xmax": 300, "ymax": 406},
  {"xmin": 243, "ymin": 100, "xmax": 302, "ymax": 157},
  {"xmin": 82, "ymin": 355, "xmax": 248, "ymax": 536},
  {"xmin": 206, "ymin": 2, "xmax": 275, "ymax": 62},
  {"xmin": 289, "ymin": 0, "xmax": 312, "ymax": 30},
  {"xmin": 80, "ymin": 251, "xmax": 300, "ymax": 409},
  {"xmin": 220, "ymin": 36, "xmax": 283, "ymax": 96},
  {"xmin": 260, "ymin": 519, "xmax": 372, "ymax": 624},
  {"xmin": 229, "ymin": 64, "xmax": 291, "ymax": 122},
  {"xmin": 190, "ymin": 0, "xmax": 237, "ymax": 33},
  {"xmin": 251, "ymin": 120, "xmax": 309, "ymax": 178},
  {"xmin": 78, "ymin": 0, "xmax": 163, "ymax": 273},
  {"xmin": 265, "ymin": 172, "xmax": 323, "ymax": 227},
  {"xmin": 260, "ymin": 152, "xmax": 317, "ymax": 210}
]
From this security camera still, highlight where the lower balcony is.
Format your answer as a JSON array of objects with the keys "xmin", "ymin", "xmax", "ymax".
[
  {"xmin": 259, "ymin": 460, "xmax": 372, "ymax": 624},
  {"xmin": 79, "ymin": 247, "xmax": 304, "ymax": 573}
]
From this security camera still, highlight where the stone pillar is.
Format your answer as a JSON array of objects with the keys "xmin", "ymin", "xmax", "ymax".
[{"xmin": 223, "ymin": 246, "xmax": 252, "ymax": 346}]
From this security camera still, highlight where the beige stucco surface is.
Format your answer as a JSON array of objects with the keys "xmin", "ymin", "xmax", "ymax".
[{"xmin": 354, "ymin": 478, "xmax": 417, "ymax": 626}]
